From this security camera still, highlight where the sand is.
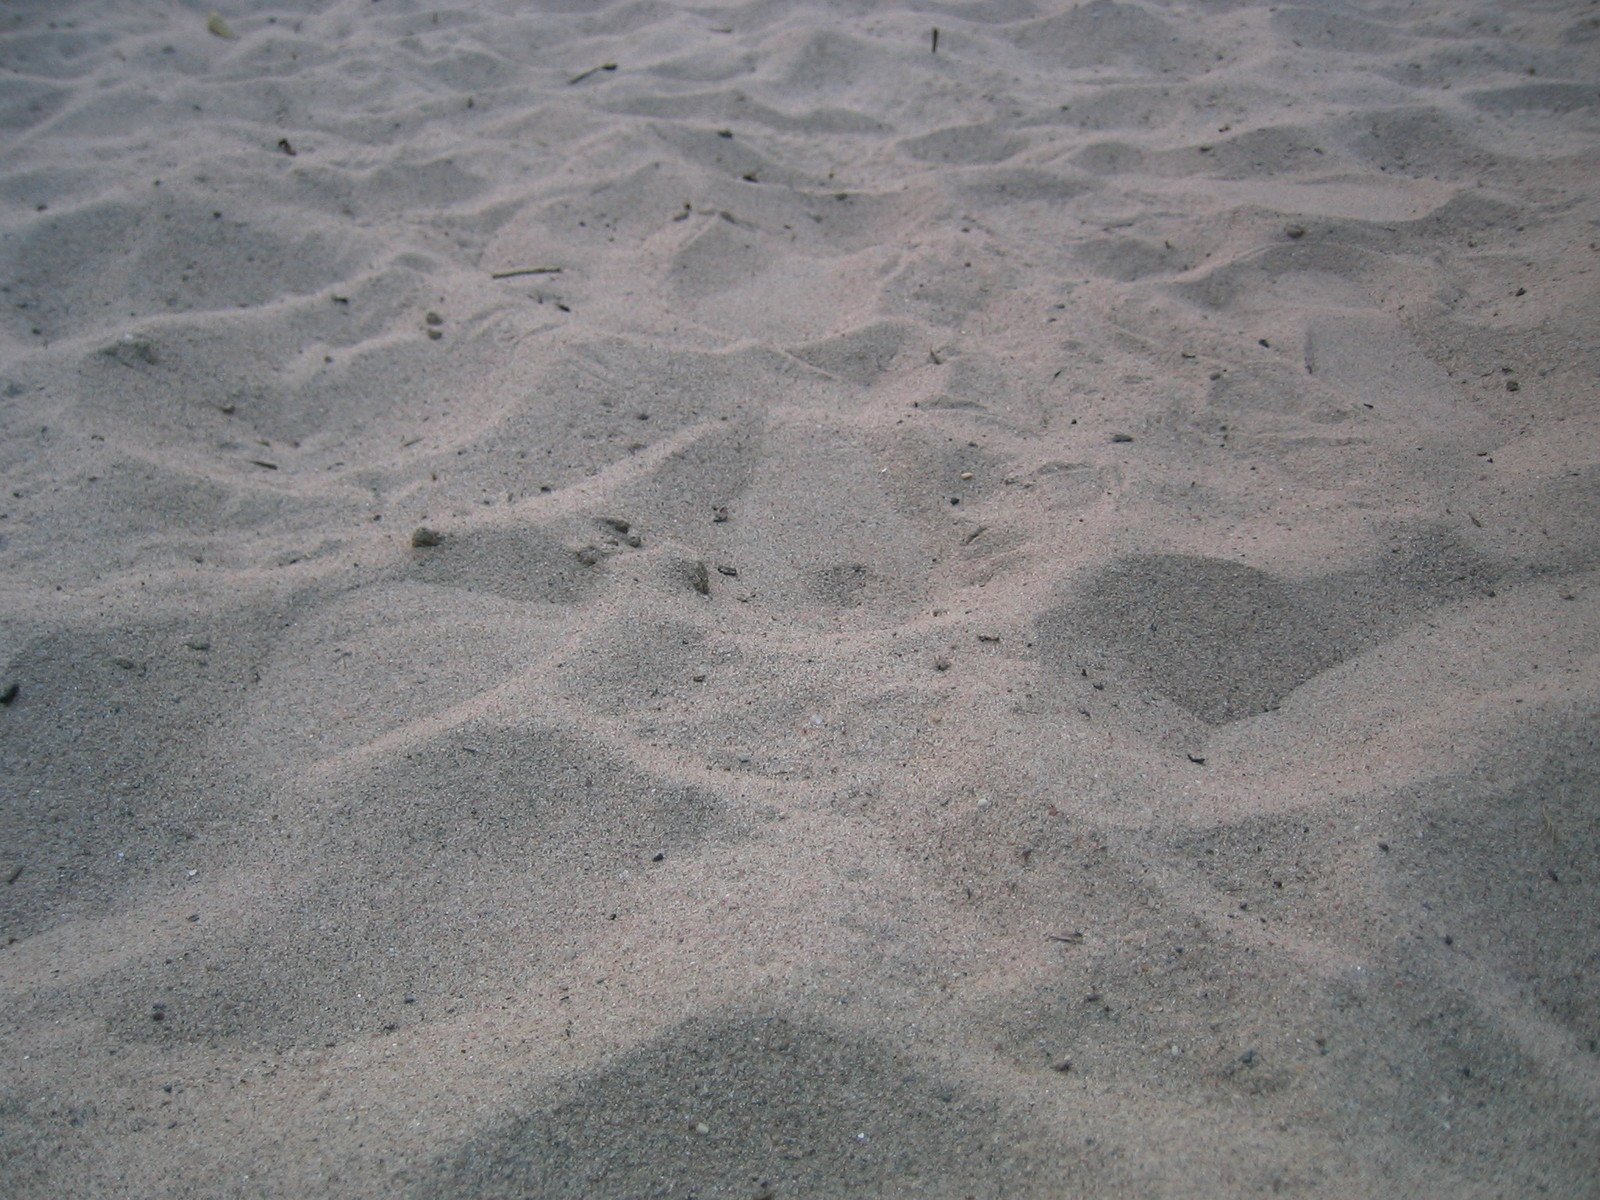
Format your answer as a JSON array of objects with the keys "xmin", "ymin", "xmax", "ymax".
[{"xmin": 2, "ymin": 0, "xmax": 1597, "ymax": 1196}]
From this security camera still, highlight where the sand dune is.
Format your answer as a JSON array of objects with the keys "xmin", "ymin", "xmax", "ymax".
[{"xmin": 2, "ymin": 1, "xmax": 1597, "ymax": 1196}]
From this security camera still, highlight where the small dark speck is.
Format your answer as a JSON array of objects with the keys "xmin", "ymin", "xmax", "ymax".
[
  {"xmin": 1111, "ymin": 433, "xmax": 1134, "ymax": 443},
  {"xmin": 651, "ymin": 852, "xmax": 665, "ymax": 862}
]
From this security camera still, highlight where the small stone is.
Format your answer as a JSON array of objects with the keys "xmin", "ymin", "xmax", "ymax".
[
  {"xmin": 106, "ymin": 334, "xmax": 159, "ymax": 365},
  {"xmin": 411, "ymin": 526, "xmax": 443, "ymax": 548},
  {"xmin": 960, "ymin": 471, "xmax": 974, "ymax": 480},
  {"xmin": 626, "ymin": 534, "xmax": 643, "ymax": 548},
  {"xmin": 1285, "ymin": 224, "xmax": 1306, "ymax": 239},
  {"xmin": 1505, "ymin": 379, "xmax": 1520, "ymax": 392},
  {"xmin": 185, "ymin": 637, "xmax": 211, "ymax": 652},
  {"xmin": 694, "ymin": 1122, "xmax": 710, "ymax": 1135},
  {"xmin": 425, "ymin": 311, "xmax": 443, "ymax": 326},
  {"xmin": 426, "ymin": 328, "xmax": 443, "ymax": 340},
  {"xmin": 715, "ymin": 564, "xmax": 738, "ymax": 577},
  {"xmin": 0, "ymin": 682, "xmax": 17, "ymax": 706},
  {"xmin": 601, "ymin": 516, "xmax": 630, "ymax": 534},
  {"xmin": 1110, "ymin": 433, "xmax": 1134, "ymax": 443}
]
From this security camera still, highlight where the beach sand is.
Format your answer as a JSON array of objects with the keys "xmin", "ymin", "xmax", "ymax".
[{"xmin": 2, "ymin": 1, "xmax": 1597, "ymax": 1196}]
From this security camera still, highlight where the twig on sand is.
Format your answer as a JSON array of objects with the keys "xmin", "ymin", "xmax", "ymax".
[
  {"xmin": 491, "ymin": 266, "xmax": 563, "ymax": 280},
  {"xmin": 568, "ymin": 63, "xmax": 617, "ymax": 85}
]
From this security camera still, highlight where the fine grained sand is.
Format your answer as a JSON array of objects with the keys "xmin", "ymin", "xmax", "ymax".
[{"xmin": 2, "ymin": 0, "xmax": 1597, "ymax": 1196}]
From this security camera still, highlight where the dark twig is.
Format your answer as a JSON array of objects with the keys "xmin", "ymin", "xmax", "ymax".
[
  {"xmin": 491, "ymin": 266, "xmax": 563, "ymax": 280},
  {"xmin": 568, "ymin": 62, "xmax": 617, "ymax": 85}
]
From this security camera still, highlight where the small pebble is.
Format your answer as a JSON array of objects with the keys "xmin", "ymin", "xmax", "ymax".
[
  {"xmin": 1285, "ymin": 225, "xmax": 1306, "ymax": 239},
  {"xmin": 1111, "ymin": 433, "xmax": 1134, "ymax": 443},
  {"xmin": 185, "ymin": 637, "xmax": 211, "ymax": 652},
  {"xmin": 411, "ymin": 527, "xmax": 443, "ymax": 548},
  {"xmin": 425, "ymin": 311, "xmax": 443, "ymax": 326},
  {"xmin": 0, "ymin": 682, "xmax": 17, "ymax": 706}
]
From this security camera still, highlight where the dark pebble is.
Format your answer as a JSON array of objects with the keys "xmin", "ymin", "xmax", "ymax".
[
  {"xmin": 0, "ymin": 682, "xmax": 17, "ymax": 706},
  {"xmin": 411, "ymin": 526, "xmax": 443, "ymax": 548},
  {"xmin": 1110, "ymin": 433, "xmax": 1134, "ymax": 443}
]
